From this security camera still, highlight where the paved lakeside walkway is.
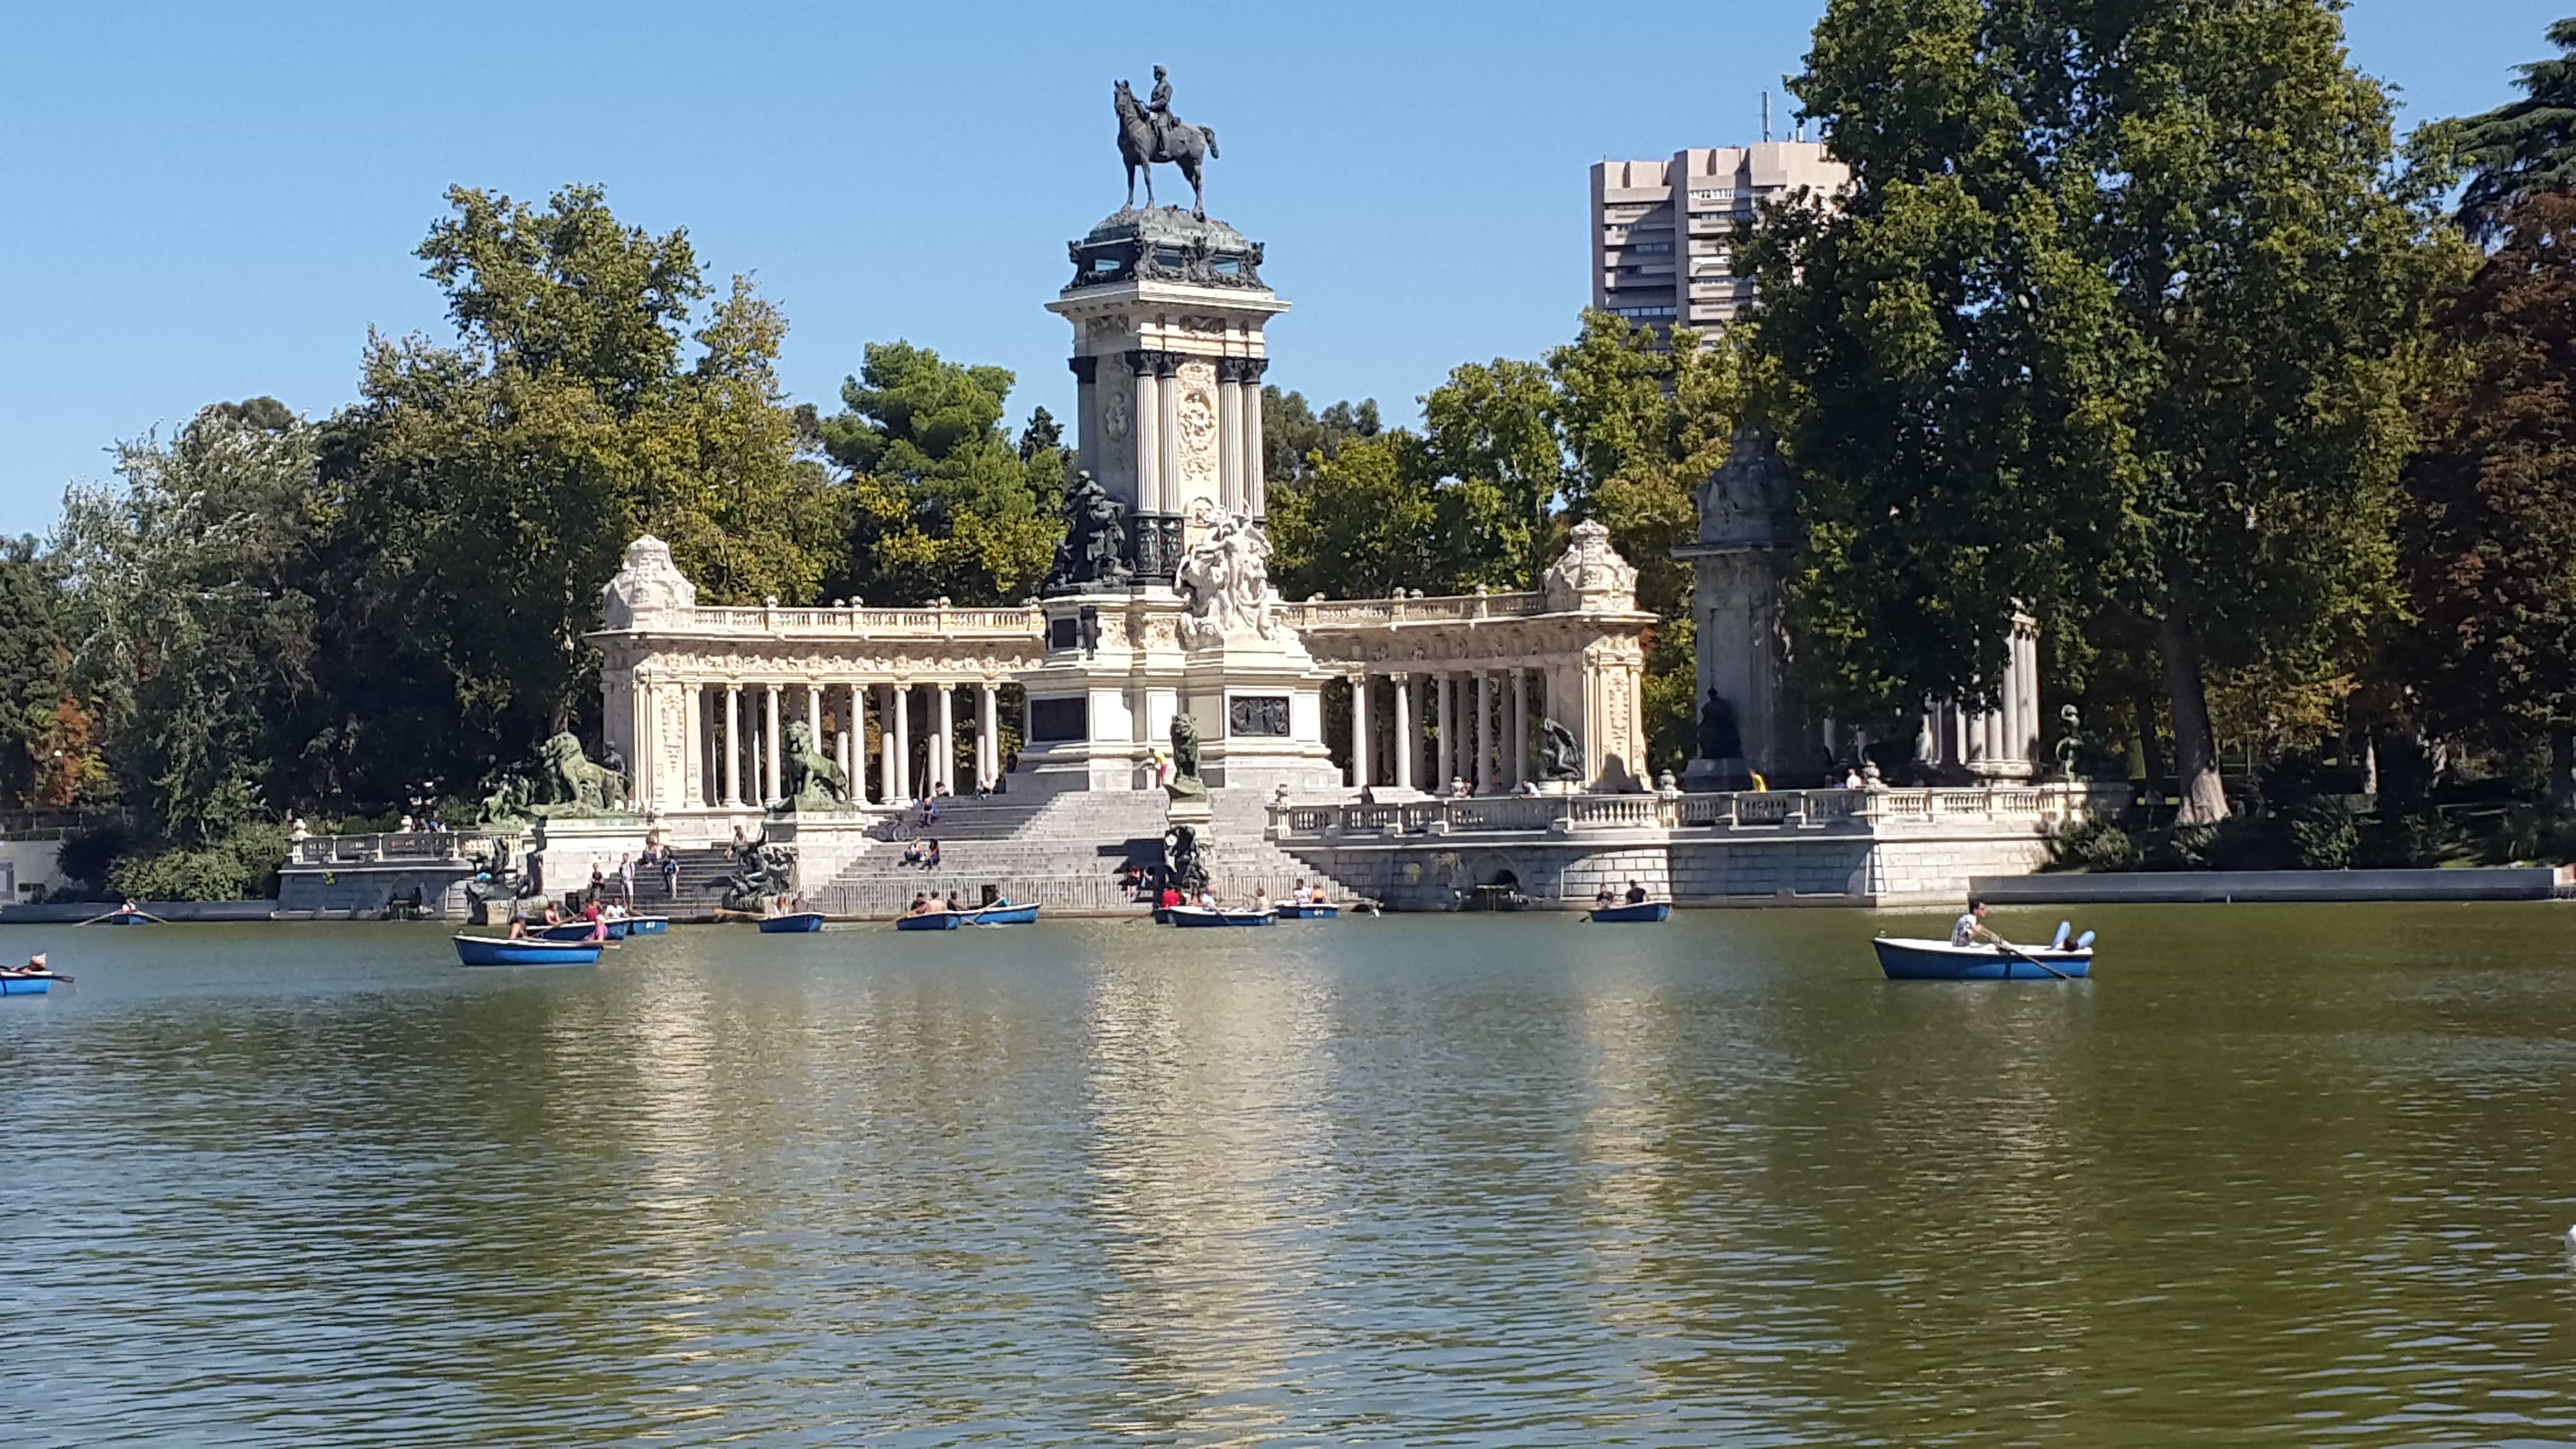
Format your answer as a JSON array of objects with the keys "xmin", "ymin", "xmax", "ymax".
[{"xmin": 1972, "ymin": 867, "xmax": 2576, "ymax": 905}]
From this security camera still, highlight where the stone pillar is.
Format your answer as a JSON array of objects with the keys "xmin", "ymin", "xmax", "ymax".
[
  {"xmin": 1422, "ymin": 675, "xmax": 1442, "ymax": 789},
  {"xmin": 1390, "ymin": 673, "xmax": 1413, "ymax": 792},
  {"xmin": 1156, "ymin": 354, "xmax": 1181, "ymax": 517},
  {"xmin": 893, "ymin": 685, "xmax": 913, "ymax": 803},
  {"xmin": 1483, "ymin": 670, "xmax": 1504, "ymax": 789},
  {"xmin": 1216, "ymin": 360, "xmax": 1244, "ymax": 514},
  {"xmin": 763, "ymin": 684, "xmax": 783, "ymax": 804},
  {"xmin": 1131, "ymin": 358, "xmax": 1162, "ymax": 514},
  {"xmin": 805, "ymin": 686, "xmax": 822, "ymax": 751},
  {"xmin": 1512, "ymin": 668, "xmax": 1530, "ymax": 786},
  {"xmin": 935, "ymin": 683, "xmax": 955, "ymax": 796},
  {"xmin": 837, "ymin": 684, "xmax": 856, "ymax": 792},
  {"xmin": 1242, "ymin": 358, "xmax": 1269, "ymax": 518},
  {"xmin": 1068, "ymin": 356, "xmax": 1098, "ymax": 483},
  {"xmin": 1442, "ymin": 675, "xmax": 1463, "ymax": 794},
  {"xmin": 878, "ymin": 685, "xmax": 898, "ymax": 805},
  {"xmin": 1349, "ymin": 674, "xmax": 1372, "ymax": 789},
  {"xmin": 724, "ymin": 685, "xmax": 743, "ymax": 806},
  {"xmin": 978, "ymin": 684, "xmax": 998, "ymax": 789}
]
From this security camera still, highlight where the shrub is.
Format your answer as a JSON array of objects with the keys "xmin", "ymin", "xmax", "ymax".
[
  {"xmin": 109, "ymin": 823, "xmax": 290, "ymax": 901},
  {"xmin": 2286, "ymin": 798, "xmax": 2361, "ymax": 870},
  {"xmin": 2048, "ymin": 815, "xmax": 2141, "ymax": 872},
  {"xmin": 54, "ymin": 821, "xmax": 131, "ymax": 894},
  {"xmin": 2356, "ymin": 809, "xmax": 2448, "ymax": 869}
]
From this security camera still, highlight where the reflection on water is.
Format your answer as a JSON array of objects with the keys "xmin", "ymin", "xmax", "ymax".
[{"xmin": 3, "ymin": 905, "xmax": 2575, "ymax": 1445}]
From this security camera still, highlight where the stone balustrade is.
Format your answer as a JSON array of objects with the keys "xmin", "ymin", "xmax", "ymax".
[
  {"xmin": 287, "ymin": 832, "xmax": 515, "ymax": 866},
  {"xmin": 671, "ymin": 604, "xmax": 1046, "ymax": 638},
  {"xmin": 1271, "ymin": 783, "xmax": 2126, "ymax": 841},
  {"xmin": 1271, "ymin": 592, "xmax": 1550, "ymax": 630}
]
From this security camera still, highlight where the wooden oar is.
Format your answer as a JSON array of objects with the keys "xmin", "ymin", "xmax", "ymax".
[
  {"xmin": 1994, "ymin": 938, "xmax": 2071, "ymax": 981},
  {"xmin": 73, "ymin": 909, "xmax": 123, "ymax": 926}
]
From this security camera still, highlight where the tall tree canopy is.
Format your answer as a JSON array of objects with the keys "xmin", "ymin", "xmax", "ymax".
[
  {"xmin": 319, "ymin": 184, "xmax": 841, "ymax": 801},
  {"xmin": 1752, "ymin": 0, "xmax": 2449, "ymax": 822},
  {"xmin": 818, "ymin": 341, "xmax": 1063, "ymax": 606},
  {"xmin": 2455, "ymin": 18, "xmax": 2576, "ymax": 242},
  {"xmin": 2400, "ymin": 189, "xmax": 2576, "ymax": 789},
  {"xmin": 58, "ymin": 401, "xmax": 324, "ymax": 844}
]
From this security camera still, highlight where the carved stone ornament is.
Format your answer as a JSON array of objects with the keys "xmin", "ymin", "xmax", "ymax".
[
  {"xmin": 1104, "ymin": 390, "xmax": 1132, "ymax": 443},
  {"xmin": 1541, "ymin": 520, "xmax": 1640, "ymax": 615},
  {"xmin": 602, "ymin": 534, "xmax": 698, "ymax": 629},
  {"xmin": 1175, "ymin": 511, "xmax": 1276, "ymax": 648},
  {"xmin": 1177, "ymin": 386, "xmax": 1220, "ymax": 484},
  {"xmin": 1697, "ymin": 424, "xmax": 1795, "ymax": 548}
]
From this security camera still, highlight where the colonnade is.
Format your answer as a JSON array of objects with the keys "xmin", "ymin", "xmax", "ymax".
[
  {"xmin": 688, "ymin": 680, "xmax": 1004, "ymax": 808},
  {"xmin": 1342, "ymin": 667, "xmax": 1543, "ymax": 795},
  {"xmin": 1914, "ymin": 613, "xmax": 2044, "ymax": 781},
  {"xmin": 1107, "ymin": 352, "xmax": 1270, "ymax": 518}
]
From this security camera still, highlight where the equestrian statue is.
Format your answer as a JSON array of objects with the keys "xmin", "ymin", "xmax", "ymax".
[{"xmin": 1114, "ymin": 65, "xmax": 1219, "ymax": 218}]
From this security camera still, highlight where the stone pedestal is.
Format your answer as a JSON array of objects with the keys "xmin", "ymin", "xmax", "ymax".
[
  {"xmin": 763, "ymin": 811, "xmax": 875, "ymax": 890},
  {"xmin": 527, "ymin": 815, "xmax": 652, "ymax": 901}
]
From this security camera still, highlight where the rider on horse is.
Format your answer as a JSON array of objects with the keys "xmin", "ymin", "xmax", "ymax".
[{"xmin": 1147, "ymin": 65, "xmax": 1185, "ymax": 155}]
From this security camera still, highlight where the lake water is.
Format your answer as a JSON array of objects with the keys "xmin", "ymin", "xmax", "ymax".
[{"xmin": 3, "ymin": 905, "xmax": 2574, "ymax": 1446}]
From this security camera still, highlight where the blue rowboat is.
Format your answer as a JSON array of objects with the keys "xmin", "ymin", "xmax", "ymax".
[
  {"xmin": 102, "ymin": 913, "xmax": 150, "ymax": 926},
  {"xmin": 1588, "ymin": 901, "xmax": 1671, "ymax": 923},
  {"xmin": 624, "ymin": 916, "xmax": 670, "ymax": 935},
  {"xmin": 454, "ymin": 934, "xmax": 601, "ymax": 967},
  {"xmin": 1275, "ymin": 902, "xmax": 1339, "ymax": 919},
  {"xmin": 540, "ymin": 919, "xmax": 628, "ymax": 942},
  {"xmin": 895, "ymin": 911, "xmax": 964, "ymax": 931},
  {"xmin": 0, "ymin": 972, "xmax": 58, "ymax": 996},
  {"xmin": 1872, "ymin": 937, "xmax": 2092, "ymax": 981},
  {"xmin": 970, "ymin": 903, "xmax": 1040, "ymax": 926},
  {"xmin": 758, "ymin": 912, "xmax": 828, "ymax": 934},
  {"xmin": 1168, "ymin": 906, "xmax": 1276, "ymax": 928}
]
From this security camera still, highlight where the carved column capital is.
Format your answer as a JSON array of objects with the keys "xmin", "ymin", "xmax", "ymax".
[
  {"xmin": 1126, "ymin": 347, "xmax": 1185, "ymax": 378},
  {"xmin": 1067, "ymin": 355, "xmax": 1098, "ymax": 384}
]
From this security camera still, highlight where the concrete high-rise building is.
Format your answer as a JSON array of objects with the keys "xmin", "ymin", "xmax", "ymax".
[{"xmin": 1589, "ymin": 140, "xmax": 1847, "ymax": 338}]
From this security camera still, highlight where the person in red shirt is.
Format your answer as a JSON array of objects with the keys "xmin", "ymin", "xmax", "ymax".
[
  {"xmin": 1158, "ymin": 884, "xmax": 1181, "ymax": 911},
  {"xmin": 581, "ymin": 897, "xmax": 607, "ymax": 942}
]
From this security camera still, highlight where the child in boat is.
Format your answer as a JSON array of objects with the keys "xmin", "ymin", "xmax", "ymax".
[{"xmin": 1252, "ymin": 887, "xmax": 1271, "ymax": 913}]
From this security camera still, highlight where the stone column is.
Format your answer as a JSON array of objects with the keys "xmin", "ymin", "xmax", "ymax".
[
  {"xmin": 837, "ymin": 684, "xmax": 857, "ymax": 792},
  {"xmin": 935, "ymin": 683, "xmax": 955, "ymax": 796},
  {"xmin": 978, "ymin": 684, "xmax": 998, "ymax": 789},
  {"xmin": 1472, "ymin": 672, "xmax": 1492, "ymax": 794},
  {"xmin": 1512, "ymin": 668, "xmax": 1530, "ymax": 786},
  {"xmin": 1130, "ymin": 355, "xmax": 1162, "ymax": 514},
  {"xmin": 1216, "ymin": 359, "xmax": 1244, "ymax": 514},
  {"xmin": 1242, "ymin": 358, "xmax": 1269, "ymax": 518},
  {"xmin": 877, "ymin": 685, "xmax": 897, "ymax": 805},
  {"xmin": 1349, "ymin": 674, "xmax": 1372, "ymax": 789},
  {"xmin": 1435, "ymin": 673, "xmax": 1454, "ymax": 791},
  {"xmin": 763, "ymin": 685, "xmax": 783, "ymax": 804},
  {"xmin": 724, "ymin": 685, "xmax": 743, "ymax": 806},
  {"xmin": 1390, "ymin": 673, "xmax": 1413, "ymax": 792},
  {"xmin": 805, "ymin": 686, "xmax": 822, "ymax": 751},
  {"xmin": 892, "ymin": 685, "xmax": 913, "ymax": 803},
  {"xmin": 1156, "ymin": 354, "xmax": 1181, "ymax": 517},
  {"xmin": 1068, "ymin": 356, "xmax": 1098, "ymax": 483}
]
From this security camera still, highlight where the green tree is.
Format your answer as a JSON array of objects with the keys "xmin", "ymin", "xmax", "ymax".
[
  {"xmin": 1754, "ymin": 0, "xmax": 2448, "ymax": 822},
  {"xmin": 0, "ymin": 537, "xmax": 85, "ymax": 808},
  {"xmin": 1266, "ymin": 432, "xmax": 1443, "ymax": 600},
  {"xmin": 320, "ymin": 184, "xmax": 840, "ymax": 803},
  {"xmin": 1421, "ymin": 359, "xmax": 1563, "ymax": 589},
  {"xmin": 818, "ymin": 341, "xmax": 1062, "ymax": 605},
  {"xmin": 2455, "ymin": 19, "xmax": 2576, "ymax": 242},
  {"xmin": 1261, "ymin": 387, "xmax": 1382, "ymax": 486},
  {"xmin": 1545, "ymin": 313, "xmax": 1741, "ymax": 617},
  {"xmin": 2399, "ymin": 189, "xmax": 2576, "ymax": 800},
  {"xmin": 58, "ymin": 401, "xmax": 324, "ymax": 844}
]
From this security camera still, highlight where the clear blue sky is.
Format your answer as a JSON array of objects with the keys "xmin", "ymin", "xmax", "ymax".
[{"xmin": 2, "ymin": 0, "xmax": 2563, "ymax": 535}]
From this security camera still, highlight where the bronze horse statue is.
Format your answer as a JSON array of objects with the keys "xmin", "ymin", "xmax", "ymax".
[{"xmin": 1114, "ymin": 80, "xmax": 1218, "ymax": 218}]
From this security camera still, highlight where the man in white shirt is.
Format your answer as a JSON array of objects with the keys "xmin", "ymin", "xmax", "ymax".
[{"xmin": 1952, "ymin": 897, "xmax": 1999, "ymax": 948}]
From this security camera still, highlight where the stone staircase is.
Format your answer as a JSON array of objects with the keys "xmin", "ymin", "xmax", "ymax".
[{"xmin": 811, "ymin": 788, "xmax": 1354, "ymax": 918}]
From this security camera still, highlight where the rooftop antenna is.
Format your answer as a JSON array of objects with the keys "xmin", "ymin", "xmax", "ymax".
[{"xmin": 1762, "ymin": 91, "xmax": 1772, "ymax": 143}]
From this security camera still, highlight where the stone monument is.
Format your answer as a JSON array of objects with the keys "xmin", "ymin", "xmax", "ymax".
[
  {"xmin": 1676, "ymin": 426, "xmax": 1806, "ymax": 790},
  {"xmin": 1017, "ymin": 69, "xmax": 1337, "ymax": 801}
]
